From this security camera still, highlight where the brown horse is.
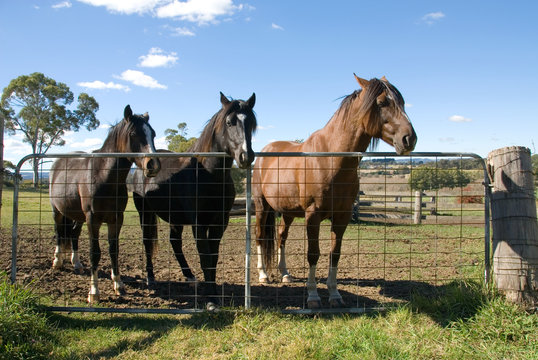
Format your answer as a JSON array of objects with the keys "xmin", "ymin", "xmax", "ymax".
[
  {"xmin": 49, "ymin": 105, "xmax": 161, "ymax": 303},
  {"xmin": 252, "ymin": 75, "xmax": 417, "ymax": 308}
]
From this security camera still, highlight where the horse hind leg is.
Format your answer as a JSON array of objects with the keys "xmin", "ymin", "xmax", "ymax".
[
  {"xmin": 52, "ymin": 213, "xmax": 72, "ymax": 270},
  {"xmin": 278, "ymin": 215, "xmax": 293, "ymax": 283},
  {"xmin": 70, "ymin": 222, "xmax": 84, "ymax": 271},
  {"xmin": 305, "ymin": 211, "xmax": 322, "ymax": 309},
  {"xmin": 255, "ymin": 196, "xmax": 273, "ymax": 283},
  {"xmin": 169, "ymin": 224, "xmax": 197, "ymax": 284}
]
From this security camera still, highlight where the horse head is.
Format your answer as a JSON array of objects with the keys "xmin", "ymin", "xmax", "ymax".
[
  {"xmin": 122, "ymin": 105, "xmax": 161, "ymax": 177},
  {"xmin": 354, "ymin": 75, "xmax": 417, "ymax": 155},
  {"xmin": 218, "ymin": 92, "xmax": 257, "ymax": 168}
]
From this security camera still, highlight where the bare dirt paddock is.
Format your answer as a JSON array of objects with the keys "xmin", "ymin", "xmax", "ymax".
[{"xmin": 3, "ymin": 206, "xmax": 486, "ymax": 312}]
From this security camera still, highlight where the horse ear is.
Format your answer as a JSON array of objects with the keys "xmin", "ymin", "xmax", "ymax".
[
  {"xmin": 381, "ymin": 76, "xmax": 388, "ymax": 81},
  {"xmin": 143, "ymin": 112, "xmax": 150, "ymax": 122},
  {"xmin": 354, "ymin": 73, "xmax": 370, "ymax": 89},
  {"xmin": 124, "ymin": 105, "xmax": 133, "ymax": 120},
  {"xmin": 220, "ymin": 92, "xmax": 230, "ymax": 107},
  {"xmin": 246, "ymin": 93, "xmax": 256, "ymax": 108}
]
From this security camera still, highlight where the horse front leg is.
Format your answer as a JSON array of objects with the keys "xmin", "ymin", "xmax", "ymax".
[
  {"xmin": 326, "ymin": 218, "xmax": 348, "ymax": 308},
  {"xmin": 108, "ymin": 216, "xmax": 125, "ymax": 296},
  {"xmin": 254, "ymin": 197, "xmax": 271, "ymax": 283},
  {"xmin": 305, "ymin": 212, "xmax": 322, "ymax": 309},
  {"xmin": 169, "ymin": 224, "xmax": 197, "ymax": 284},
  {"xmin": 87, "ymin": 217, "xmax": 102, "ymax": 303},
  {"xmin": 138, "ymin": 208, "xmax": 158, "ymax": 288}
]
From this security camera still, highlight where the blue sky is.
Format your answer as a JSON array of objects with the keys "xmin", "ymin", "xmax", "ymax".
[{"xmin": 1, "ymin": 0, "xmax": 537, "ymax": 167}]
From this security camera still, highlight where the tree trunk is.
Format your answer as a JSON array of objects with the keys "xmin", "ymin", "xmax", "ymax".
[{"xmin": 487, "ymin": 146, "xmax": 538, "ymax": 306}]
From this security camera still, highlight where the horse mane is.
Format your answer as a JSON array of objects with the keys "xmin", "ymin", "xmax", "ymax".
[
  {"xmin": 96, "ymin": 113, "xmax": 148, "ymax": 153},
  {"xmin": 336, "ymin": 78, "xmax": 404, "ymax": 150},
  {"xmin": 190, "ymin": 99, "xmax": 257, "ymax": 153}
]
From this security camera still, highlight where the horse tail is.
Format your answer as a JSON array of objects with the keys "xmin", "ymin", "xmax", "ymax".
[{"xmin": 260, "ymin": 206, "xmax": 276, "ymax": 273}]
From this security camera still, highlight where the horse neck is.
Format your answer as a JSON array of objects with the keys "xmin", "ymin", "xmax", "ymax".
[
  {"xmin": 192, "ymin": 131, "xmax": 233, "ymax": 176},
  {"xmin": 93, "ymin": 137, "xmax": 134, "ymax": 183}
]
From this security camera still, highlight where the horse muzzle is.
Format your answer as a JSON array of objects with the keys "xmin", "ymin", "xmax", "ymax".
[
  {"xmin": 143, "ymin": 157, "xmax": 161, "ymax": 177},
  {"xmin": 394, "ymin": 132, "xmax": 417, "ymax": 155},
  {"xmin": 236, "ymin": 149, "xmax": 255, "ymax": 169}
]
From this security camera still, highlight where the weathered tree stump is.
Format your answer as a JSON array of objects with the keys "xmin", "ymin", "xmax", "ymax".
[{"xmin": 487, "ymin": 146, "xmax": 538, "ymax": 305}]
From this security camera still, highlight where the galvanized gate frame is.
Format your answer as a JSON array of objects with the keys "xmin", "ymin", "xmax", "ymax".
[{"xmin": 11, "ymin": 151, "xmax": 491, "ymax": 314}]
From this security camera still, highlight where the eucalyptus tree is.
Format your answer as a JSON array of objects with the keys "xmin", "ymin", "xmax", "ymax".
[{"xmin": 1, "ymin": 72, "xmax": 99, "ymax": 187}]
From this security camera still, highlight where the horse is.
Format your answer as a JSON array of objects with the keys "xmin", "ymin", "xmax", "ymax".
[
  {"xmin": 252, "ymin": 75, "xmax": 417, "ymax": 308},
  {"xmin": 49, "ymin": 105, "xmax": 161, "ymax": 303},
  {"xmin": 130, "ymin": 92, "xmax": 257, "ymax": 310}
]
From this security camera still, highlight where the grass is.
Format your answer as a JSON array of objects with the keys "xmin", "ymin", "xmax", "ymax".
[{"xmin": 1, "ymin": 275, "xmax": 536, "ymax": 359}]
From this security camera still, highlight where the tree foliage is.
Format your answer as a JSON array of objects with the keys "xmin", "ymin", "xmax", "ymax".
[
  {"xmin": 165, "ymin": 122, "xmax": 197, "ymax": 152},
  {"xmin": 409, "ymin": 167, "xmax": 472, "ymax": 192},
  {"xmin": 1, "ymin": 72, "xmax": 99, "ymax": 186}
]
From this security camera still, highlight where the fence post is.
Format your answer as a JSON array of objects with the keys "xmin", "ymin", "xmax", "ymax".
[
  {"xmin": 487, "ymin": 146, "xmax": 538, "ymax": 305},
  {"xmin": 413, "ymin": 191, "xmax": 422, "ymax": 224}
]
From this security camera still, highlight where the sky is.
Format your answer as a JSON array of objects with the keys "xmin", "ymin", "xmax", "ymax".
[{"xmin": 1, "ymin": 0, "xmax": 537, "ymax": 169}]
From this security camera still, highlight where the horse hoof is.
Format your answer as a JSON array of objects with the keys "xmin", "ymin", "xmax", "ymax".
[
  {"xmin": 259, "ymin": 276, "xmax": 269, "ymax": 284},
  {"xmin": 307, "ymin": 299, "xmax": 322, "ymax": 309},
  {"xmin": 186, "ymin": 277, "xmax": 198, "ymax": 287},
  {"xmin": 146, "ymin": 277, "xmax": 156, "ymax": 289},
  {"xmin": 329, "ymin": 297, "xmax": 346, "ymax": 308},
  {"xmin": 115, "ymin": 288, "xmax": 126, "ymax": 296},
  {"xmin": 206, "ymin": 302, "xmax": 220, "ymax": 312},
  {"xmin": 87, "ymin": 293, "xmax": 100, "ymax": 304},
  {"xmin": 281, "ymin": 274, "xmax": 292, "ymax": 283}
]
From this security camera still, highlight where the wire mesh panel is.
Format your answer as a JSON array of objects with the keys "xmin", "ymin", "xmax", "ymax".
[
  {"xmin": 247, "ymin": 153, "xmax": 489, "ymax": 311},
  {"xmin": 7, "ymin": 152, "xmax": 489, "ymax": 313}
]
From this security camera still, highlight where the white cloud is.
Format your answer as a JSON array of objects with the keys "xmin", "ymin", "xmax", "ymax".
[
  {"xmin": 439, "ymin": 137, "xmax": 456, "ymax": 143},
  {"xmin": 78, "ymin": 80, "xmax": 131, "ymax": 92},
  {"xmin": 167, "ymin": 26, "xmax": 196, "ymax": 36},
  {"xmin": 257, "ymin": 125, "xmax": 275, "ymax": 131},
  {"xmin": 449, "ymin": 115, "xmax": 472, "ymax": 123},
  {"xmin": 115, "ymin": 70, "xmax": 167, "ymax": 89},
  {"xmin": 76, "ymin": 0, "xmax": 165, "ymax": 15},
  {"xmin": 138, "ymin": 47, "xmax": 178, "ymax": 68},
  {"xmin": 98, "ymin": 124, "xmax": 112, "ymax": 130},
  {"xmin": 69, "ymin": 138, "xmax": 104, "ymax": 149},
  {"xmin": 52, "ymin": 1, "xmax": 72, "ymax": 9},
  {"xmin": 4, "ymin": 134, "xmax": 28, "ymax": 157},
  {"xmin": 271, "ymin": 23, "xmax": 284, "ymax": 31},
  {"xmin": 155, "ymin": 0, "xmax": 239, "ymax": 24},
  {"xmin": 154, "ymin": 136, "xmax": 168, "ymax": 149},
  {"xmin": 77, "ymin": 0, "xmax": 242, "ymax": 24},
  {"xmin": 422, "ymin": 11, "xmax": 445, "ymax": 25}
]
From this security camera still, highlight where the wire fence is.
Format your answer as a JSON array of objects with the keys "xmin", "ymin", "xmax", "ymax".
[{"xmin": 6, "ymin": 152, "xmax": 490, "ymax": 314}]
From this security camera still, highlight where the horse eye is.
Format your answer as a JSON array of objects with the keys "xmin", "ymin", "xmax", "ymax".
[{"xmin": 377, "ymin": 97, "xmax": 390, "ymax": 108}]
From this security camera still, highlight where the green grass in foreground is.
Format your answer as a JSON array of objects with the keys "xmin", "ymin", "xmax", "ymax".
[{"xmin": 1, "ymin": 271, "xmax": 537, "ymax": 360}]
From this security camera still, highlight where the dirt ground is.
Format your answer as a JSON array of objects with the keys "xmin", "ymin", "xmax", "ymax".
[{"xmin": 2, "ymin": 208, "xmax": 485, "ymax": 311}]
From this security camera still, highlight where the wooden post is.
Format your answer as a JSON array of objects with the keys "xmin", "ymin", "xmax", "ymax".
[
  {"xmin": 487, "ymin": 146, "xmax": 538, "ymax": 305},
  {"xmin": 414, "ymin": 191, "xmax": 422, "ymax": 224}
]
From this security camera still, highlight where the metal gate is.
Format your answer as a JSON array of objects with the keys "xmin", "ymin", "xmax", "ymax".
[{"xmin": 8, "ymin": 152, "xmax": 490, "ymax": 314}]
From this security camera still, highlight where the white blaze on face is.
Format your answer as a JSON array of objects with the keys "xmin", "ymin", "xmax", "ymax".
[
  {"xmin": 142, "ymin": 122, "xmax": 157, "ymax": 153},
  {"xmin": 236, "ymin": 113, "xmax": 248, "ymax": 152}
]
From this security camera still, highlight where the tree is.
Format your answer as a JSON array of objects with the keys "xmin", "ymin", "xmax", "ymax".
[
  {"xmin": 409, "ymin": 167, "xmax": 472, "ymax": 192},
  {"xmin": 1, "ymin": 72, "xmax": 99, "ymax": 187},
  {"xmin": 165, "ymin": 122, "xmax": 197, "ymax": 152},
  {"xmin": 531, "ymin": 154, "xmax": 538, "ymax": 189}
]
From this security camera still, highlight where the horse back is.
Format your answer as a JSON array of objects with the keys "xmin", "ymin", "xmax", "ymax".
[{"xmin": 254, "ymin": 141, "xmax": 359, "ymax": 217}]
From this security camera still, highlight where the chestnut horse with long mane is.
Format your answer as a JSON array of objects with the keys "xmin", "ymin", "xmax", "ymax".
[{"xmin": 253, "ymin": 75, "xmax": 417, "ymax": 308}]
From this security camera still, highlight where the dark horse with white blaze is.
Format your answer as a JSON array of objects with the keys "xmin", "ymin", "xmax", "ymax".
[
  {"xmin": 49, "ymin": 105, "xmax": 161, "ymax": 303},
  {"xmin": 253, "ymin": 75, "xmax": 417, "ymax": 309},
  {"xmin": 130, "ymin": 92, "xmax": 256, "ymax": 309}
]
